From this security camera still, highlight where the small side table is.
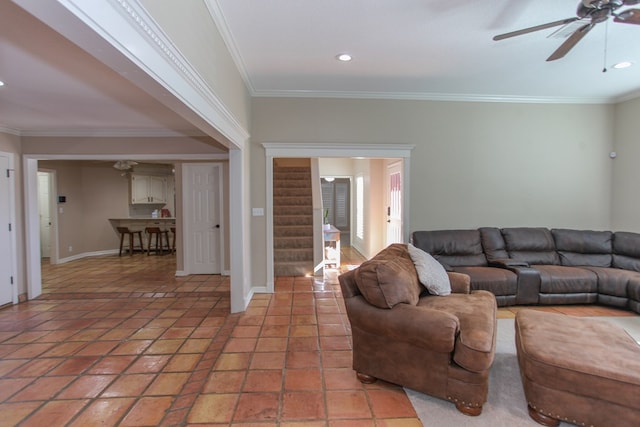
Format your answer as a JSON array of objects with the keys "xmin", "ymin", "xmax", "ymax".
[{"xmin": 323, "ymin": 225, "xmax": 341, "ymax": 268}]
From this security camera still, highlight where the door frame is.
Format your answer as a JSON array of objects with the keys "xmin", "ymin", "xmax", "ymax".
[
  {"xmin": 263, "ymin": 143, "xmax": 414, "ymax": 292},
  {"xmin": 385, "ymin": 161, "xmax": 403, "ymax": 246},
  {"xmin": 182, "ymin": 162, "xmax": 224, "ymax": 275},
  {"xmin": 0, "ymin": 151, "xmax": 19, "ymax": 305},
  {"xmin": 23, "ymin": 154, "xmax": 227, "ymax": 301}
]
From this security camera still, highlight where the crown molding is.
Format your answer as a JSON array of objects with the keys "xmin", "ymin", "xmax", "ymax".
[
  {"xmin": 0, "ymin": 126, "xmax": 21, "ymax": 136},
  {"xmin": 251, "ymin": 89, "xmax": 619, "ymax": 105},
  {"xmin": 204, "ymin": 0, "xmax": 256, "ymax": 95},
  {"xmin": 19, "ymin": 128, "xmax": 207, "ymax": 138}
]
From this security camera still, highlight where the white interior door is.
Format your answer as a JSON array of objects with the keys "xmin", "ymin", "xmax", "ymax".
[
  {"xmin": 183, "ymin": 163, "xmax": 222, "ymax": 274},
  {"xmin": 37, "ymin": 172, "xmax": 52, "ymax": 258},
  {"xmin": 0, "ymin": 154, "xmax": 14, "ymax": 305},
  {"xmin": 386, "ymin": 162, "xmax": 403, "ymax": 245}
]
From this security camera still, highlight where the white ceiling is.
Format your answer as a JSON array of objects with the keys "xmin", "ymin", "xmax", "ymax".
[
  {"xmin": 2, "ymin": 0, "xmax": 640, "ymax": 137},
  {"xmin": 215, "ymin": 0, "xmax": 640, "ymax": 102}
]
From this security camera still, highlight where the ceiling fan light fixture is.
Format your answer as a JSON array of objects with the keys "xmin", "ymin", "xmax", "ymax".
[
  {"xmin": 113, "ymin": 160, "xmax": 138, "ymax": 170},
  {"xmin": 613, "ymin": 61, "xmax": 633, "ymax": 68}
]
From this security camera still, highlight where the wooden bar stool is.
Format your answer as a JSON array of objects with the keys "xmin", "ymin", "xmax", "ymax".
[
  {"xmin": 170, "ymin": 227, "xmax": 176, "ymax": 254},
  {"xmin": 145, "ymin": 226, "xmax": 170, "ymax": 255},
  {"xmin": 116, "ymin": 227, "xmax": 144, "ymax": 256}
]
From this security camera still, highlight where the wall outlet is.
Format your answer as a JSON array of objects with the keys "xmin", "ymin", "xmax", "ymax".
[{"xmin": 68, "ymin": 246, "xmax": 73, "ymax": 252}]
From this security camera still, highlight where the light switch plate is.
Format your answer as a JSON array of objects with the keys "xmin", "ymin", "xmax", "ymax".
[{"xmin": 252, "ymin": 208, "xmax": 264, "ymax": 216}]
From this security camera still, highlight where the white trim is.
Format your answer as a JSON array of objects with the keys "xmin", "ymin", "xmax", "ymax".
[
  {"xmin": 251, "ymin": 89, "xmax": 619, "ymax": 105},
  {"xmin": 24, "ymin": 154, "xmax": 229, "ymax": 162},
  {"xmin": 24, "ymin": 158, "xmax": 42, "ymax": 300},
  {"xmin": 263, "ymin": 142, "xmax": 414, "ymax": 288},
  {"xmin": 57, "ymin": 249, "xmax": 120, "ymax": 264},
  {"xmin": 0, "ymin": 151, "xmax": 19, "ymax": 305},
  {"xmin": 204, "ymin": 0, "xmax": 256, "ymax": 95},
  {"xmin": 20, "ymin": 128, "xmax": 207, "ymax": 138},
  {"xmin": 23, "ymin": 153, "xmax": 230, "ymax": 302},
  {"xmin": 229, "ymin": 148, "xmax": 251, "ymax": 313},
  {"xmin": 263, "ymin": 142, "xmax": 415, "ymax": 159}
]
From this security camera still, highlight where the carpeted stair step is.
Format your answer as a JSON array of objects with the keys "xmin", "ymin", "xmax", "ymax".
[
  {"xmin": 274, "ymin": 196, "xmax": 313, "ymax": 206},
  {"xmin": 274, "ymin": 236, "xmax": 314, "ymax": 249},
  {"xmin": 274, "ymin": 225, "xmax": 313, "ymax": 238},
  {"xmin": 274, "ymin": 187, "xmax": 313, "ymax": 197},
  {"xmin": 274, "ymin": 205, "xmax": 313, "ymax": 216},
  {"xmin": 274, "ymin": 247, "xmax": 313, "ymax": 262},
  {"xmin": 274, "ymin": 215, "xmax": 314, "ymax": 226},
  {"xmin": 274, "ymin": 261, "xmax": 314, "ymax": 277}
]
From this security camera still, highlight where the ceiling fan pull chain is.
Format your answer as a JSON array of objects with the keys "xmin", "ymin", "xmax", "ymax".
[{"xmin": 602, "ymin": 19, "xmax": 609, "ymax": 72}]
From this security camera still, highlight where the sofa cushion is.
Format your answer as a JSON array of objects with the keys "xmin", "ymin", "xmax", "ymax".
[
  {"xmin": 613, "ymin": 232, "xmax": 640, "ymax": 272},
  {"xmin": 354, "ymin": 245, "xmax": 422, "ymax": 309},
  {"xmin": 479, "ymin": 227, "xmax": 509, "ymax": 261},
  {"xmin": 501, "ymin": 227, "xmax": 560, "ymax": 265},
  {"xmin": 412, "ymin": 229, "xmax": 488, "ymax": 267},
  {"xmin": 418, "ymin": 290, "xmax": 497, "ymax": 372},
  {"xmin": 408, "ymin": 244, "xmax": 451, "ymax": 296},
  {"xmin": 552, "ymin": 229, "xmax": 612, "ymax": 267}
]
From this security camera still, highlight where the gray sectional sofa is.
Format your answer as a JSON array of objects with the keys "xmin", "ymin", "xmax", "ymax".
[{"xmin": 411, "ymin": 227, "xmax": 640, "ymax": 313}]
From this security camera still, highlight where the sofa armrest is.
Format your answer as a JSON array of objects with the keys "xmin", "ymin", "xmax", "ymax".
[
  {"xmin": 489, "ymin": 258, "xmax": 530, "ymax": 268},
  {"xmin": 346, "ymin": 296, "xmax": 459, "ymax": 353},
  {"xmin": 448, "ymin": 272, "xmax": 470, "ymax": 294}
]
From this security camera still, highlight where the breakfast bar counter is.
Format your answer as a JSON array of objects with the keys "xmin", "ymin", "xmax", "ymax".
[{"xmin": 108, "ymin": 217, "xmax": 176, "ymax": 232}]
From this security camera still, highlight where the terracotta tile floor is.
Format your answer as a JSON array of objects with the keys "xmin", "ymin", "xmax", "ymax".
[
  {"xmin": 0, "ymin": 249, "xmax": 422, "ymax": 426},
  {"xmin": 0, "ymin": 248, "xmax": 634, "ymax": 426}
]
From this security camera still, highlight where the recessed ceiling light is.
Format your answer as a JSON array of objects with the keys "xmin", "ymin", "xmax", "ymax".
[
  {"xmin": 0, "ymin": 81, "xmax": 5, "ymax": 87},
  {"xmin": 613, "ymin": 61, "xmax": 633, "ymax": 69},
  {"xmin": 336, "ymin": 53, "xmax": 352, "ymax": 62}
]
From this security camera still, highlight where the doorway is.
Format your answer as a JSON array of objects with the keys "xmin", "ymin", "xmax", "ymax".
[
  {"xmin": 37, "ymin": 170, "xmax": 56, "ymax": 261},
  {"xmin": 182, "ymin": 163, "xmax": 223, "ymax": 275},
  {"xmin": 385, "ymin": 161, "xmax": 403, "ymax": 246}
]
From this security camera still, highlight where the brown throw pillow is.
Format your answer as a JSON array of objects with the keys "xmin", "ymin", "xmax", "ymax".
[{"xmin": 354, "ymin": 256, "xmax": 422, "ymax": 308}]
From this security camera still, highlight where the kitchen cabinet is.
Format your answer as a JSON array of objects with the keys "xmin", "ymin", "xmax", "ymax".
[{"xmin": 131, "ymin": 174, "xmax": 167, "ymax": 204}]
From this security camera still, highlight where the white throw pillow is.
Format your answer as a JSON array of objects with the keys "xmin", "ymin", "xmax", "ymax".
[{"xmin": 407, "ymin": 243, "xmax": 451, "ymax": 296}]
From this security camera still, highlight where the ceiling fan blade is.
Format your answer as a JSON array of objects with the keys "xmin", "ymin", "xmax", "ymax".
[
  {"xmin": 546, "ymin": 23, "xmax": 595, "ymax": 61},
  {"xmin": 614, "ymin": 8, "xmax": 640, "ymax": 24},
  {"xmin": 493, "ymin": 17, "xmax": 579, "ymax": 41}
]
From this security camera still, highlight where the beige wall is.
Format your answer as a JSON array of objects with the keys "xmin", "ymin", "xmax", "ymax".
[
  {"xmin": 139, "ymin": 0, "xmax": 251, "ymax": 133},
  {"xmin": 39, "ymin": 161, "xmax": 129, "ymax": 258},
  {"xmin": 612, "ymin": 97, "xmax": 640, "ymax": 232},
  {"xmin": 250, "ymin": 97, "xmax": 615, "ymax": 286}
]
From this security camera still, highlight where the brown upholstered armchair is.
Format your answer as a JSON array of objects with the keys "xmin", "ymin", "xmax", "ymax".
[{"xmin": 338, "ymin": 244, "xmax": 497, "ymax": 416}]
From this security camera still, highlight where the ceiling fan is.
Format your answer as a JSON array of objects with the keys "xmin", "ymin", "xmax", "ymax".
[
  {"xmin": 113, "ymin": 160, "xmax": 138, "ymax": 171},
  {"xmin": 493, "ymin": 0, "xmax": 640, "ymax": 61}
]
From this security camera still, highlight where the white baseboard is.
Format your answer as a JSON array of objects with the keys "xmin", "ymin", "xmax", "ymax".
[
  {"xmin": 56, "ymin": 249, "xmax": 119, "ymax": 264},
  {"xmin": 175, "ymin": 270, "xmax": 188, "ymax": 277}
]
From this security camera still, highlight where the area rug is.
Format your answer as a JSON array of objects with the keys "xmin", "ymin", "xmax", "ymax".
[{"xmin": 406, "ymin": 315, "xmax": 640, "ymax": 427}]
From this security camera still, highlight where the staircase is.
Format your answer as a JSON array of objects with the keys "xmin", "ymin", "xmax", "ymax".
[{"xmin": 273, "ymin": 163, "xmax": 314, "ymax": 276}]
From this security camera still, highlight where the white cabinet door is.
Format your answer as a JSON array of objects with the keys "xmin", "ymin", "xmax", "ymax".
[
  {"xmin": 148, "ymin": 176, "xmax": 167, "ymax": 203},
  {"xmin": 131, "ymin": 174, "xmax": 150, "ymax": 204},
  {"xmin": 131, "ymin": 174, "xmax": 167, "ymax": 204}
]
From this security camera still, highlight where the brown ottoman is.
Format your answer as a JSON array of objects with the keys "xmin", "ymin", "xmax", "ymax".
[{"xmin": 515, "ymin": 310, "xmax": 640, "ymax": 427}]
